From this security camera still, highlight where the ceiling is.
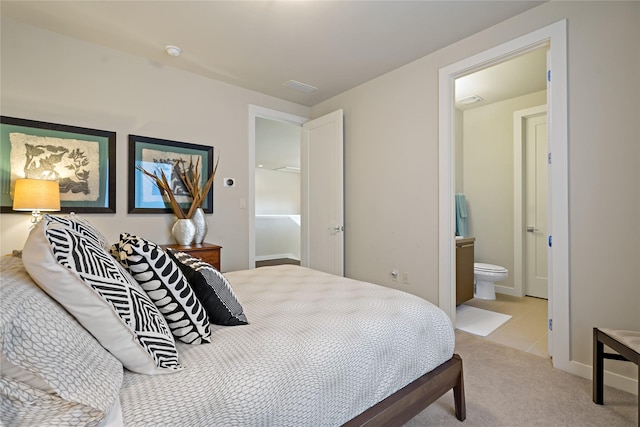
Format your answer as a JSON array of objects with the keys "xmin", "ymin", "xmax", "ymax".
[{"xmin": 1, "ymin": 1, "xmax": 545, "ymax": 107}]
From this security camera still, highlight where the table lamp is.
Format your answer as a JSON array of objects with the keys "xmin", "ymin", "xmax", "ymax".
[{"xmin": 12, "ymin": 178, "xmax": 61, "ymax": 223}]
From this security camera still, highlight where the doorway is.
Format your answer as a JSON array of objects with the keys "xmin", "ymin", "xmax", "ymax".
[
  {"xmin": 248, "ymin": 106, "xmax": 345, "ymax": 276},
  {"xmin": 454, "ymin": 49, "xmax": 549, "ymax": 356},
  {"xmin": 514, "ymin": 105, "xmax": 548, "ymax": 299},
  {"xmin": 438, "ymin": 20, "xmax": 569, "ymax": 370},
  {"xmin": 254, "ymin": 117, "xmax": 303, "ymax": 268},
  {"xmin": 248, "ymin": 106, "xmax": 307, "ymax": 270}
]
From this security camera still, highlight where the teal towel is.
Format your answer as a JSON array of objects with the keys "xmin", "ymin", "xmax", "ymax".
[{"xmin": 456, "ymin": 193, "xmax": 468, "ymax": 237}]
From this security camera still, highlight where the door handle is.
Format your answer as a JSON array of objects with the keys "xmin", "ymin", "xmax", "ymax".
[{"xmin": 526, "ymin": 226, "xmax": 539, "ymax": 233}]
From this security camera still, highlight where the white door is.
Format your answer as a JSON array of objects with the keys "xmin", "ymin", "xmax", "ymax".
[
  {"xmin": 524, "ymin": 113, "xmax": 548, "ymax": 298},
  {"xmin": 301, "ymin": 110, "xmax": 344, "ymax": 276}
]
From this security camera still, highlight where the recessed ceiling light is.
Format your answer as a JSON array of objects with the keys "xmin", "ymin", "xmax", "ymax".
[
  {"xmin": 457, "ymin": 95, "xmax": 483, "ymax": 105},
  {"xmin": 165, "ymin": 45, "xmax": 182, "ymax": 57},
  {"xmin": 283, "ymin": 80, "xmax": 317, "ymax": 94}
]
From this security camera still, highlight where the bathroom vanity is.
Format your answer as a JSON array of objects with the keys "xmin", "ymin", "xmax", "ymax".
[{"xmin": 455, "ymin": 237, "xmax": 475, "ymax": 305}]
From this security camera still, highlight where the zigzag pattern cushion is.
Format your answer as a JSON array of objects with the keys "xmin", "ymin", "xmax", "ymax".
[
  {"xmin": 111, "ymin": 234, "xmax": 211, "ymax": 345},
  {"xmin": 58, "ymin": 212, "xmax": 111, "ymax": 250},
  {"xmin": 22, "ymin": 215, "xmax": 182, "ymax": 375},
  {"xmin": 168, "ymin": 250, "xmax": 248, "ymax": 326}
]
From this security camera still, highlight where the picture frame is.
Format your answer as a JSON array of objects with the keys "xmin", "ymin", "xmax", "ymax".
[
  {"xmin": 0, "ymin": 116, "xmax": 116, "ymax": 213},
  {"xmin": 128, "ymin": 135, "xmax": 214, "ymax": 214}
]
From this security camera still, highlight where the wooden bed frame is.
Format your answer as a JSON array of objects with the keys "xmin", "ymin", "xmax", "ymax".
[{"xmin": 343, "ymin": 354, "xmax": 466, "ymax": 426}]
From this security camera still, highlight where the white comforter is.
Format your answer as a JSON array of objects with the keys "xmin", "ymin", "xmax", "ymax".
[{"xmin": 119, "ymin": 265, "xmax": 455, "ymax": 427}]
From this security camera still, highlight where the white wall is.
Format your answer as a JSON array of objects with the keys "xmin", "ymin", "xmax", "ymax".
[
  {"xmin": 255, "ymin": 168, "xmax": 300, "ymax": 215},
  {"xmin": 255, "ymin": 168, "xmax": 300, "ymax": 260},
  {"xmin": 0, "ymin": 17, "xmax": 310, "ymax": 272},
  {"xmin": 463, "ymin": 90, "xmax": 547, "ymax": 290},
  {"xmin": 312, "ymin": 1, "xmax": 639, "ymax": 385}
]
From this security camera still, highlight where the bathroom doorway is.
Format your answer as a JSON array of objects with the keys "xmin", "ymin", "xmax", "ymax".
[
  {"xmin": 440, "ymin": 21, "xmax": 569, "ymax": 369},
  {"xmin": 453, "ymin": 48, "xmax": 550, "ymax": 356}
]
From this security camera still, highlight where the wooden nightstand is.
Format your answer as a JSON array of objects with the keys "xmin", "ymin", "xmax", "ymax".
[{"xmin": 161, "ymin": 243, "xmax": 222, "ymax": 271}]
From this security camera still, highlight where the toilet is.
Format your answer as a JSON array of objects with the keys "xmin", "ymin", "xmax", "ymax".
[{"xmin": 473, "ymin": 263, "xmax": 508, "ymax": 300}]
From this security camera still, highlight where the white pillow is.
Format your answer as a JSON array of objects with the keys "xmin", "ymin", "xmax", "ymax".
[{"xmin": 22, "ymin": 214, "xmax": 183, "ymax": 375}]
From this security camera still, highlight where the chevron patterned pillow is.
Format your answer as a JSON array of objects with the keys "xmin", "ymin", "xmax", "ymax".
[{"xmin": 22, "ymin": 215, "xmax": 182, "ymax": 375}]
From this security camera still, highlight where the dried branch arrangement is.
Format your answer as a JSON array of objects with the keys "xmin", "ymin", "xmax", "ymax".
[{"xmin": 137, "ymin": 155, "xmax": 219, "ymax": 219}]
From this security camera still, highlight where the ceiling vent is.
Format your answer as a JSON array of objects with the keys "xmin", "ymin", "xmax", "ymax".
[{"xmin": 283, "ymin": 80, "xmax": 317, "ymax": 93}]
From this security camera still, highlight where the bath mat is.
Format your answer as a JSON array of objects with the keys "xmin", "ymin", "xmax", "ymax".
[{"xmin": 455, "ymin": 305, "xmax": 511, "ymax": 337}]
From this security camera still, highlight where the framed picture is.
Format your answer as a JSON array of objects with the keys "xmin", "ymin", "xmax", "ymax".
[
  {"xmin": 0, "ymin": 116, "xmax": 116, "ymax": 213},
  {"xmin": 128, "ymin": 135, "xmax": 214, "ymax": 214}
]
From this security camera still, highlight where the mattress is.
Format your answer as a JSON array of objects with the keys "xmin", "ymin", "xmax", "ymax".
[{"xmin": 119, "ymin": 265, "xmax": 455, "ymax": 426}]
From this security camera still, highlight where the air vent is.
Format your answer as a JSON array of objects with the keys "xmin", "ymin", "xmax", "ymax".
[{"xmin": 283, "ymin": 80, "xmax": 317, "ymax": 93}]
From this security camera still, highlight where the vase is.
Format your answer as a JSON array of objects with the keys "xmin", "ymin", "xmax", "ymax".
[
  {"xmin": 192, "ymin": 207, "xmax": 208, "ymax": 244},
  {"xmin": 172, "ymin": 218, "xmax": 196, "ymax": 246}
]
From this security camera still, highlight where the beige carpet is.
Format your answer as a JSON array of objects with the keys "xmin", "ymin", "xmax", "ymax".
[{"xmin": 404, "ymin": 331, "xmax": 637, "ymax": 426}]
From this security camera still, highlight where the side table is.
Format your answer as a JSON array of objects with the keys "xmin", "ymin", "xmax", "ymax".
[{"xmin": 161, "ymin": 242, "xmax": 222, "ymax": 271}]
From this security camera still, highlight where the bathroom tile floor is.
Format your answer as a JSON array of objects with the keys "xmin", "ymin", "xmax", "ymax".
[{"xmin": 463, "ymin": 293, "xmax": 549, "ymax": 358}]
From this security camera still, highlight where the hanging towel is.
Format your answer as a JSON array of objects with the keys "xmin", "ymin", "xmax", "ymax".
[{"xmin": 455, "ymin": 193, "xmax": 468, "ymax": 237}]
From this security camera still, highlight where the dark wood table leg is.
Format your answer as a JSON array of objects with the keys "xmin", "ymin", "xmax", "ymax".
[{"xmin": 593, "ymin": 328, "xmax": 604, "ymax": 404}]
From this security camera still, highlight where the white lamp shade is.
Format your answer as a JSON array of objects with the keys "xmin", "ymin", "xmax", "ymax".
[{"xmin": 13, "ymin": 178, "xmax": 61, "ymax": 211}]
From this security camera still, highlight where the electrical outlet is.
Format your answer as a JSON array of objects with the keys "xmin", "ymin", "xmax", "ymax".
[
  {"xmin": 391, "ymin": 269, "xmax": 399, "ymax": 282},
  {"xmin": 402, "ymin": 272, "xmax": 409, "ymax": 284}
]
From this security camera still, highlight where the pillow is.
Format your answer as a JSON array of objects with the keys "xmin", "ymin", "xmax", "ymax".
[
  {"xmin": 110, "ymin": 233, "xmax": 211, "ymax": 345},
  {"xmin": 22, "ymin": 214, "xmax": 182, "ymax": 375},
  {"xmin": 0, "ymin": 254, "xmax": 123, "ymax": 425},
  {"xmin": 167, "ymin": 250, "xmax": 248, "ymax": 326},
  {"xmin": 50, "ymin": 212, "xmax": 111, "ymax": 250}
]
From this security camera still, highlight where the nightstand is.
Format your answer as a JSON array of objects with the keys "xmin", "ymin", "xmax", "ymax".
[{"xmin": 161, "ymin": 243, "xmax": 222, "ymax": 271}]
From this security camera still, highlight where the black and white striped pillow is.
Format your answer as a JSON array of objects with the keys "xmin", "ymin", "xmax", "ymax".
[
  {"xmin": 22, "ymin": 215, "xmax": 182, "ymax": 375},
  {"xmin": 111, "ymin": 234, "xmax": 211, "ymax": 345},
  {"xmin": 168, "ymin": 250, "xmax": 248, "ymax": 326}
]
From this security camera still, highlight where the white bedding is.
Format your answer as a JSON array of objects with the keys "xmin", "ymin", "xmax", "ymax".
[{"xmin": 119, "ymin": 265, "xmax": 455, "ymax": 426}]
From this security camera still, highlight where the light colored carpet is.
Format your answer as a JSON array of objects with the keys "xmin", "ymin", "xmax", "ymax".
[
  {"xmin": 455, "ymin": 305, "xmax": 512, "ymax": 336},
  {"xmin": 404, "ymin": 331, "xmax": 637, "ymax": 426}
]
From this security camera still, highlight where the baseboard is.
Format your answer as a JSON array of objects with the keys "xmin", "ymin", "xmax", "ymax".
[
  {"xmin": 494, "ymin": 284, "xmax": 521, "ymax": 297},
  {"xmin": 565, "ymin": 359, "xmax": 638, "ymax": 396},
  {"xmin": 255, "ymin": 253, "xmax": 299, "ymax": 262}
]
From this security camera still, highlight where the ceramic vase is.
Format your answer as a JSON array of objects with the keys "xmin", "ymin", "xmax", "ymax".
[
  {"xmin": 172, "ymin": 218, "xmax": 196, "ymax": 246},
  {"xmin": 192, "ymin": 207, "xmax": 208, "ymax": 244}
]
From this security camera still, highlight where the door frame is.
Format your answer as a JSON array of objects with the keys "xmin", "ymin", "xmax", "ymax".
[
  {"xmin": 438, "ymin": 20, "xmax": 569, "ymax": 370},
  {"xmin": 248, "ymin": 105, "xmax": 308, "ymax": 269},
  {"xmin": 512, "ymin": 104, "xmax": 547, "ymax": 298}
]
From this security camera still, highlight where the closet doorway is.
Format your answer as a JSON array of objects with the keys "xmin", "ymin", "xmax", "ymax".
[
  {"xmin": 252, "ymin": 113, "xmax": 304, "ymax": 268},
  {"xmin": 248, "ymin": 106, "xmax": 345, "ymax": 275}
]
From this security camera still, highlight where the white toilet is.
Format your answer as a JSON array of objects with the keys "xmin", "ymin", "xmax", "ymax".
[{"xmin": 473, "ymin": 263, "xmax": 508, "ymax": 300}]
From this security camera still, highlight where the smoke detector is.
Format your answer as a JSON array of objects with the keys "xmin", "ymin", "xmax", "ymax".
[{"xmin": 165, "ymin": 45, "xmax": 182, "ymax": 57}]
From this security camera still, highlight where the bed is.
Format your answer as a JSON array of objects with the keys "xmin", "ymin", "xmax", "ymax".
[{"xmin": 0, "ymin": 214, "xmax": 465, "ymax": 426}]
